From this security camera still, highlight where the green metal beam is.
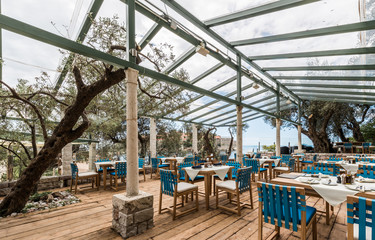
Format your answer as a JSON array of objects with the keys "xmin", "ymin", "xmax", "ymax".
[
  {"xmin": 284, "ymin": 83, "xmax": 375, "ymax": 89},
  {"xmin": 276, "ymin": 83, "xmax": 280, "ymax": 117},
  {"xmin": 164, "ymin": 46, "xmax": 196, "ymax": 74},
  {"xmin": 139, "ymin": 23, "xmax": 162, "ymax": 50},
  {"xmin": 191, "ymin": 87, "xmax": 267, "ymax": 120},
  {"xmin": 0, "ymin": 14, "xmax": 278, "ymax": 120},
  {"xmin": 291, "ymin": 88, "xmax": 375, "ymax": 96},
  {"xmin": 237, "ymin": 54, "xmax": 242, "ymax": 102},
  {"xmin": 127, "ymin": 0, "xmax": 136, "ymax": 63},
  {"xmin": 54, "ymin": 0, "xmax": 104, "ymax": 90},
  {"xmin": 204, "ymin": 0, "xmax": 319, "ymax": 27},
  {"xmin": 160, "ymin": 0, "xmax": 300, "ymax": 104},
  {"xmin": 297, "ymin": 94, "xmax": 375, "ymax": 103},
  {"xmin": 264, "ymin": 64, "xmax": 375, "ymax": 71},
  {"xmin": 190, "ymin": 63, "xmax": 224, "ymax": 84},
  {"xmin": 300, "ymin": 97, "xmax": 375, "ymax": 105},
  {"xmin": 249, "ymin": 47, "xmax": 375, "ymax": 60},
  {"xmin": 231, "ymin": 20, "xmax": 375, "ymax": 46},
  {"xmin": 276, "ymin": 76, "xmax": 375, "ymax": 81}
]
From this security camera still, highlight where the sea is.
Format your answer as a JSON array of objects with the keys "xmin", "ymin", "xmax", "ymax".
[{"xmin": 226, "ymin": 145, "xmax": 262, "ymax": 159}]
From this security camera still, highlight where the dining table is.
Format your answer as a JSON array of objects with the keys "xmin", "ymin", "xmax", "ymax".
[
  {"xmin": 95, "ymin": 161, "xmax": 125, "ymax": 190},
  {"xmin": 258, "ymin": 158, "xmax": 281, "ymax": 180},
  {"xmin": 184, "ymin": 165, "xmax": 233, "ymax": 210},
  {"xmin": 271, "ymin": 173, "xmax": 375, "ymax": 225},
  {"xmin": 292, "ymin": 155, "xmax": 303, "ymax": 172}
]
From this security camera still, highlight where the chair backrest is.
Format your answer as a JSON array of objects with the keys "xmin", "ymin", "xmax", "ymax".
[
  {"xmin": 157, "ymin": 156, "xmax": 165, "ymax": 159},
  {"xmin": 139, "ymin": 158, "xmax": 145, "ymax": 168},
  {"xmin": 70, "ymin": 163, "xmax": 78, "ymax": 179},
  {"xmin": 151, "ymin": 158, "xmax": 158, "ymax": 169},
  {"xmin": 177, "ymin": 162, "xmax": 193, "ymax": 179},
  {"xmin": 243, "ymin": 158, "xmax": 259, "ymax": 174},
  {"xmin": 257, "ymin": 182, "xmax": 307, "ymax": 232},
  {"xmin": 312, "ymin": 154, "xmax": 318, "ymax": 162},
  {"xmin": 255, "ymin": 153, "xmax": 261, "ymax": 158},
  {"xmin": 95, "ymin": 158, "xmax": 111, "ymax": 170},
  {"xmin": 347, "ymin": 196, "xmax": 375, "ymax": 240},
  {"xmin": 363, "ymin": 142, "xmax": 370, "ymax": 149},
  {"xmin": 288, "ymin": 158, "xmax": 295, "ymax": 172},
  {"xmin": 281, "ymin": 155, "xmax": 291, "ymax": 164},
  {"xmin": 358, "ymin": 165, "xmax": 375, "ymax": 179},
  {"xmin": 236, "ymin": 167, "xmax": 252, "ymax": 193},
  {"xmin": 226, "ymin": 161, "xmax": 242, "ymax": 177},
  {"xmin": 160, "ymin": 169, "xmax": 178, "ymax": 196},
  {"xmin": 220, "ymin": 155, "xmax": 228, "ymax": 163},
  {"xmin": 270, "ymin": 156, "xmax": 281, "ymax": 159},
  {"xmin": 344, "ymin": 143, "xmax": 353, "ymax": 149},
  {"xmin": 316, "ymin": 162, "xmax": 338, "ymax": 175},
  {"xmin": 115, "ymin": 162, "xmax": 127, "ymax": 177},
  {"xmin": 184, "ymin": 157, "xmax": 194, "ymax": 163}
]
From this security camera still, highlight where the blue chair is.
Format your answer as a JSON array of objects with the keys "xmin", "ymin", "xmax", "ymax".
[
  {"xmin": 70, "ymin": 163, "xmax": 99, "ymax": 194},
  {"xmin": 177, "ymin": 162, "xmax": 204, "ymax": 182},
  {"xmin": 243, "ymin": 158, "xmax": 267, "ymax": 181},
  {"xmin": 344, "ymin": 142, "xmax": 353, "ymax": 153},
  {"xmin": 220, "ymin": 155, "xmax": 228, "ymax": 164},
  {"xmin": 357, "ymin": 165, "xmax": 375, "ymax": 179},
  {"xmin": 255, "ymin": 152, "xmax": 261, "ymax": 159},
  {"xmin": 213, "ymin": 161, "xmax": 242, "ymax": 195},
  {"xmin": 151, "ymin": 157, "xmax": 169, "ymax": 179},
  {"xmin": 139, "ymin": 158, "xmax": 146, "ymax": 181},
  {"xmin": 159, "ymin": 169, "xmax": 199, "ymax": 220},
  {"xmin": 362, "ymin": 142, "xmax": 371, "ymax": 154},
  {"xmin": 274, "ymin": 158, "xmax": 295, "ymax": 177},
  {"xmin": 257, "ymin": 182, "xmax": 317, "ymax": 239},
  {"xmin": 347, "ymin": 196, "xmax": 375, "ymax": 240},
  {"xmin": 95, "ymin": 159, "xmax": 114, "ymax": 183},
  {"xmin": 109, "ymin": 162, "xmax": 127, "ymax": 191},
  {"xmin": 303, "ymin": 162, "xmax": 338, "ymax": 176},
  {"xmin": 184, "ymin": 157, "xmax": 195, "ymax": 163},
  {"xmin": 215, "ymin": 167, "xmax": 253, "ymax": 216}
]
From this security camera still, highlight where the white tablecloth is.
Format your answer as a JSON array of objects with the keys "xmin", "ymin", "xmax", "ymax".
[
  {"xmin": 296, "ymin": 176, "xmax": 375, "ymax": 206},
  {"xmin": 159, "ymin": 157, "xmax": 185, "ymax": 163},
  {"xmin": 259, "ymin": 158, "xmax": 280, "ymax": 166},
  {"xmin": 95, "ymin": 161, "xmax": 124, "ymax": 168},
  {"xmin": 184, "ymin": 166, "xmax": 231, "ymax": 181}
]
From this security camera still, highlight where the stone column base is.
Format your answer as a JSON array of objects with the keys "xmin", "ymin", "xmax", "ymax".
[{"xmin": 112, "ymin": 191, "xmax": 154, "ymax": 238}]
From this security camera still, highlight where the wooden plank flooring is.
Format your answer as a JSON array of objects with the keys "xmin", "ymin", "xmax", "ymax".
[{"xmin": 0, "ymin": 174, "xmax": 348, "ymax": 239}]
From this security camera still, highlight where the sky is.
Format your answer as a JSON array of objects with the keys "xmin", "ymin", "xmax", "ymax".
[{"xmin": 1, "ymin": 0, "xmax": 370, "ymax": 147}]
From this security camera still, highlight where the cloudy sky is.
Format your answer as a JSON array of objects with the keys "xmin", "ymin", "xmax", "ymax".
[{"xmin": 2, "ymin": 0, "xmax": 371, "ymax": 147}]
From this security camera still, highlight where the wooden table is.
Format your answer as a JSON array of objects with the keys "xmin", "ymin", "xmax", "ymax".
[
  {"xmin": 271, "ymin": 175, "xmax": 375, "ymax": 225},
  {"xmin": 185, "ymin": 166, "xmax": 233, "ymax": 210},
  {"xmin": 292, "ymin": 155, "xmax": 303, "ymax": 172},
  {"xmin": 259, "ymin": 158, "xmax": 280, "ymax": 180},
  {"xmin": 95, "ymin": 162, "xmax": 114, "ymax": 190}
]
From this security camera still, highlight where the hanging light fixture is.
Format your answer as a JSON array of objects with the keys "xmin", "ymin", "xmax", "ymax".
[
  {"xmin": 196, "ymin": 42, "xmax": 210, "ymax": 56},
  {"xmin": 253, "ymin": 83, "xmax": 259, "ymax": 90},
  {"xmin": 286, "ymin": 98, "xmax": 292, "ymax": 104}
]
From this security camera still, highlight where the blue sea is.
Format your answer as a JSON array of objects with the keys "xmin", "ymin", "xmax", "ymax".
[{"xmin": 227, "ymin": 145, "xmax": 262, "ymax": 158}]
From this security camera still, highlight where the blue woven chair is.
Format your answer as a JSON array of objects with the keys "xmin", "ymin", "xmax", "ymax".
[
  {"xmin": 177, "ymin": 162, "xmax": 204, "ymax": 182},
  {"xmin": 257, "ymin": 182, "xmax": 317, "ymax": 239},
  {"xmin": 159, "ymin": 169, "xmax": 199, "ymax": 220},
  {"xmin": 215, "ymin": 167, "xmax": 253, "ymax": 216},
  {"xmin": 347, "ymin": 196, "xmax": 375, "ymax": 240},
  {"xmin": 95, "ymin": 158, "xmax": 114, "ymax": 185},
  {"xmin": 274, "ymin": 158, "xmax": 295, "ymax": 177},
  {"xmin": 255, "ymin": 152, "xmax": 261, "ymax": 159},
  {"xmin": 357, "ymin": 165, "xmax": 375, "ymax": 179},
  {"xmin": 220, "ymin": 155, "xmax": 228, "ymax": 164},
  {"xmin": 139, "ymin": 158, "xmax": 146, "ymax": 182},
  {"xmin": 184, "ymin": 157, "xmax": 195, "ymax": 163},
  {"xmin": 243, "ymin": 158, "xmax": 267, "ymax": 181},
  {"xmin": 109, "ymin": 162, "xmax": 127, "ymax": 191},
  {"xmin": 151, "ymin": 157, "xmax": 170, "ymax": 179},
  {"xmin": 301, "ymin": 155, "xmax": 315, "ymax": 170},
  {"xmin": 213, "ymin": 161, "xmax": 242, "ymax": 195},
  {"xmin": 70, "ymin": 163, "xmax": 99, "ymax": 194},
  {"xmin": 362, "ymin": 142, "xmax": 371, "ymax": 154},
  {"xmin": 344, "ymin": 142, "xmax": 353, "ymax": 153}
]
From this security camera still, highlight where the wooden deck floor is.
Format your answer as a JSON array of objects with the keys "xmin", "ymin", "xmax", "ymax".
[{"xmin": 0, "ymin": 174, "xmax": 348, "ymax": 240}]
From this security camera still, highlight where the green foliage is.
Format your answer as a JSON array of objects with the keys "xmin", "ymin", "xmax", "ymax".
[
  {"xmin": 262, "ymin": 144, "xmax": 275, "ymax": 152},
  {"xmin": 29, "ymin": 191, "xmax": 51, "ymax": 202},
  {"xmin": 361, "ymin": 119, "xmax": 375, "ymax": 144}
]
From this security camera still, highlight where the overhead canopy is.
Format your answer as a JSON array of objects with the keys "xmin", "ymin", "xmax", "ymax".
[{"xmin": 1, "ymin": 0, "xmax": 374, "ymax": 128}]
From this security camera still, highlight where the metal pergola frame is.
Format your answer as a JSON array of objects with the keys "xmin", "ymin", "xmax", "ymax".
[{"xmin": 1, "ymin": 0, "xmax": 375, "ymax": 129}]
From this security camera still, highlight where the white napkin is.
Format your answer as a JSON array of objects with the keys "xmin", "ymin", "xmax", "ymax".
[
  {"xmin": 214, "ymin": 166, "xmax": 230, "ymax": 181},
  {"xmin": 184, "ymin": 167, "xmax": 200, "ymax": 181},
  {"xmin": 310, "ymin": 181, "xmax": 358, "ymax": 207}
]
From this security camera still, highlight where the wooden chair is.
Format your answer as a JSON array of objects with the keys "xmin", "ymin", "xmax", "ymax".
[
  {"xmin": 159, "ymin": 169, "xmax": 199, "ymax": 220},
  {"xmin": 347, "ymin": 195, "xmax": 375, "ymax": 240},
  {"xmin": 344, "ymin": 142, "xmax": 353, "ymax": 153},
  {"xmin": 109, "ymin": 162, "xmax": 127, "ymax": 191},
  {"xmin": 257, "ymin": 182, "xmax": 317, "ymax": 240},
  {"xmin": 357, "ymin": 165, "xmax": 375, "ymax": 179},
  {"xmin": 70, "ymin": 163, "xmax": 99, "ymax": 194},
  {"xmin": 150, "ymin": 157, "xmax": 169, "ymax": 179},
  {"xmin": 243, "ymin": 158, "xmax": 267, "ymax": 181},
  {"xmin": 139, "ymin": 158, "xmax": 146, "ymax": 181},
  {"xmin": 273, "ymin": 158, "xmax": 295, "ymax": 177},
  {"xmin": 215, "ymin": 167, "xmax": 253, "ymax": 216},
  {"xmin": 213, "ymin": 161, "xmax": 242, "ymax": 195},
  {"xmin": 362, "ymin": 142, "xmax": 371, "ymax": 154}
]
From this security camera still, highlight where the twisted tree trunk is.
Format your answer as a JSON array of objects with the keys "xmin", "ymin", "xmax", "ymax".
[{"xmin": 0, "ymin": 66, "xmax": 126, "ymax": 216}]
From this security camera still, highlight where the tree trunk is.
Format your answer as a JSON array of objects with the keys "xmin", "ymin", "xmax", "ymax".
[
  {"xmin": 0, "ymin": 66, "xmax": 125, "ymax": 216},
  {"xmin": 7, "ymin": 154, "xmax": 13, "ymax": 181},
  {"xmin": 203, "ymin": 128, "xmax": 215, "ymax": 158},
  {"xmin": 227, "ymin": 128, "xmax": 233, "ymax": 159},
  {"xmin": 138, "ymin": 134, "xmax": 147, "ymax": 158}
]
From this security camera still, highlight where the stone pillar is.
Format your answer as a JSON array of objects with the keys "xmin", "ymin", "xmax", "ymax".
[
  {"xmin": 236, "ymin": 105, "xmax": 243, "ymax": 163},
  {"xmin": 89, "ymin": 143, "xmax": 97, "ymax": 171},
  {"xmin": 298, "ymin": 125, "xmax": 302, "ymax": 151},
  {"xmin": 276, "ymin": 119, "xmax": 281, "ymax": 156},
  {"xmin": 61, "ymin": 143, "xmax": 72, "ymax": 175},
  {"xmin": 126, "ymin": 68, "xmax": 139, "ymax": 197},
  {"xmin": 192, "ymin": 124, "xmax": 198, "ymax": 154},
  {"xmin": 150, "ymin": 118, "xmax": 156, "ymax": 158}
]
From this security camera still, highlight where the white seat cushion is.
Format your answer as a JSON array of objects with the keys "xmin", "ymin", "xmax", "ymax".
[
  {"xmin": 177, "ymin": 182, "xmax": 198, "ymax": 193},
  {"xmin": 274, "ymin": 167, "xmax": 289, "ymax": 171},
  {"xmin": 352, "ymin": 224, "xmax": 372, "ymax": 240},
  {"xmin": 216, "ymin": 180, "xmax": 236, "ymax": 191},
  {"xmin": 78, "ymin": 172, "xmax": 98, "ymax": 177}
]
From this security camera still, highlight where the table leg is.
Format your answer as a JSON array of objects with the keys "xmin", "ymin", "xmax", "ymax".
[
  {"xmin": 103, "ymin": 168, "xmax": 107, "ymax": 190},
  {"xmin": 325, "ymin": 201, "xmax": 330, "ymax": 225},
  {"xmin": 204, "ymin": 174, "xmax": 210, "ymax": 210},
  {"xmin": 268, "ymin": 164, "xmax": 273, "ymax": 181},
  {"xmin": 297, "ymin": 158, "xmax": 300, "ymax": 172}
]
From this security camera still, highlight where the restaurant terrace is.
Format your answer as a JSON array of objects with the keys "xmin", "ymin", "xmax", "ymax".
[{"xmin": 1, "ymin": 0, "xmax": 375, "ymax": 239}]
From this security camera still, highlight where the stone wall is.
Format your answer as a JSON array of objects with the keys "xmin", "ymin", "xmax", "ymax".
[{"xmin": 0, "ymin": 175, "xmax": 71, "ymax": 196}]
